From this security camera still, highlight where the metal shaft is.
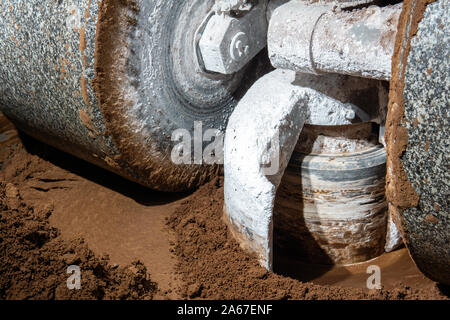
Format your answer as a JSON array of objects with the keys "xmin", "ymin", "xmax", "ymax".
[{"xmin": 268, "ymin": 1, "xmax": 402, "ymax": 80}]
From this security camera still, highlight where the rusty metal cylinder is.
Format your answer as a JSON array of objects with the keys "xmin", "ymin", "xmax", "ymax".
[{"xmin": 274, "ymin": 123, "xmax": 387, "ymax": 265}]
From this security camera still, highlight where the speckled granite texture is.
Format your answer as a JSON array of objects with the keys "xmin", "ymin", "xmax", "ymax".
[
  {"xmin": 401, "ymin": 0, "xmax": 449, "ymax": 284},
  {"xmin": 0, "ymin": 0, "xmax": 120, "ymax": 172},
  {"xmin": 0, "ymin": 0, "xmax": 257, "ymax": 192}
]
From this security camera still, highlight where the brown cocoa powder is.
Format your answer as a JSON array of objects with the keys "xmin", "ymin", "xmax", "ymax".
[
  {"xmin": 0, "ymin": 140, "xmax": 157, "ymax": 300},
  {"xmin": 0, "ymin": 119, "xmax": 447, "ymax": 300},
  {"xmin": 0, "ymin": 180, "xmax": 157, "ymax": 300},
  {"xmin": 167, "ymin": 178, "xmax": 447, "ymax": 300}
]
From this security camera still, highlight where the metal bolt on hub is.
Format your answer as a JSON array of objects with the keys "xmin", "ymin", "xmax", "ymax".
[{"xmin": 198, "ymin": 1, "xmax": 268, "ymax": 74}]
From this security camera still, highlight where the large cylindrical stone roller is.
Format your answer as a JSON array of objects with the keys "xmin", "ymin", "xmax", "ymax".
[
  {"xmin": 386, "ymin": 0, "xmax": 449, "ymax": 285},
  {"xmin": 0, "ymin": 0, "xmax": 265, "ymax": 191}
]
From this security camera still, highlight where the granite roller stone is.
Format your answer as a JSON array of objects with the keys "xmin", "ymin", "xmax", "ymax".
[
  {"xmin": 386, "ymin": 0, "xmax": 449, "ymax": 285},
  {"xmin": 0, "ymin": 0, "xmax": 267, "ymax": 192}
]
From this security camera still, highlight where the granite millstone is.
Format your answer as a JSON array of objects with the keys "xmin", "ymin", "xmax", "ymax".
[
  {"xmin": 0, "ymin": 0, "xmax": 119, "ymax": 174},
  {"xmin": 0, "ymin": 0, "xmax": 247, "ymax": 192},
  {"xmin": 401, "ymin": 0, "xmax": 449, "ymax": 284}
]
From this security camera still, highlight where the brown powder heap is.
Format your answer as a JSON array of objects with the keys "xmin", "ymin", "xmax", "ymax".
[
  {"xmin": 0, "ymin": 178, "xmax": 157, "ymax": 300},
  {"xmin": 0, "ymin": 116, "xmax": 447, "ymax": 300},
  {"xmin": 167, "ymin": 177, "xmax": 447, "ymax": 300}
]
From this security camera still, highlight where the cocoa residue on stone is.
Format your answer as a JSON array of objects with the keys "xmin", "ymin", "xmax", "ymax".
[
  {"xmin": 167, "ymin": 178, "xmax": 447, "ymax": 300},
  {"xmin": 385, "ymin": 1, "xmax": 434, "ymax": 219},
  {"xmin": 93, "ymin": 0, "xmax": 217, "ymax": 192}
]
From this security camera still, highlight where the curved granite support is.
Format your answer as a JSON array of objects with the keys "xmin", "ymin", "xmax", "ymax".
[{"xmin": 224, "ymin": 69, "xmax": 368, "ymax": 269}]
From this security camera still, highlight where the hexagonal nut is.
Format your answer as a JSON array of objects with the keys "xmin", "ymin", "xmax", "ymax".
[
  {"xmin": 199, "ymin": 15, "xmax": 243, "ymax": 74},
  {"xmin": 198, "ymin": 4, "xmax": 267, "ymax": 75}
]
